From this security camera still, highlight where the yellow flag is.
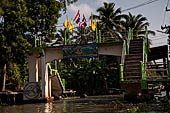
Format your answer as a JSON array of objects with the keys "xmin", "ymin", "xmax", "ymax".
[
  {"xmin": 68, "ymin": 19, "xmax": 74, "ymax": 31},
  {"xmin": 92, "ymin": 17, "xmax": 97, "ymax": 31},
  {"xmin": 63, "ymin": 17, "xmax": 69, "ymax": 28},
  {"xmin": 94, "ymin": 17, "xmax": 97, "ymax": 27},
  {"xmin": 89, "ymin": 14, "xmax": 93, "ymax": 27}
]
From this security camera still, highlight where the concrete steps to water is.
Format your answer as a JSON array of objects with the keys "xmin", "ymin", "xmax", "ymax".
[
  {"xmin": 123, "ymin": 39, "xmax": 143, "ymax": 81},
  {"xmin": 125, "ymin": 55, "xmax": 142, "ymax": 62}
]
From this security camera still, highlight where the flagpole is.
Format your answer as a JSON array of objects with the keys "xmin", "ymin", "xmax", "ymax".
[
  {"xmin": 69, "ymin": 31, "xmax": 71, "ymax": 44},
  {"xmin": 64, "ymin": 29, "xmax": 67, "ymax": 45}
]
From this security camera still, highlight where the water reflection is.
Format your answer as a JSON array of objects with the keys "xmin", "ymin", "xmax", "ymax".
[
  {"xmin": 0, "ymin": 96, "xmax": 124, "ymax": 113},
  {"xmin": 44, "ymin": 103, "xmax": 53, "ymax": 113}
]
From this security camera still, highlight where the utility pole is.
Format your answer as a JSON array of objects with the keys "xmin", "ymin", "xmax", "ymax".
[
  {"xmin": 160, "ymin": 24, "xmax": 170, "ymax": 99},
  {"xmin": 161, "ymin": 7, "xmax": 170, "ymax": 99},
  {"xmin": 166, "ymin": 7, "xmax": 170, "ymax": 11}
]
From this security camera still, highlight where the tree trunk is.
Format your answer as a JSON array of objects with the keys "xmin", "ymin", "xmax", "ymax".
[{"xmin": 2, "ymin": 64, "xmax": 6, "ymax": 91}]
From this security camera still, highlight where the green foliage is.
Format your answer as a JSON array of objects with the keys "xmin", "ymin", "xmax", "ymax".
[
  {"xmin": 0, "ymin": 0, "xmax": 8, "ymax": 15},
  {"xmin": 124, "ymin": 107, "xmax": 139, "ymax": 113},
  {"xmin": 121, "ymin": 12, "xmax": 155, "ymax": 40},
  {"xmin": 0, "ymin": 0, "xmax": 31, "ymax": 65},
  {"xmin": 96, "ymin": 2, "xmax": 123, "ymax": 41},
  {"xmin": 0, "ymin": 0, "xmax": 65, "ymax": 90},
  {"xmin": 0, "ymin": 0, "xmax": 155, "ymax": 92},
  {"xmin": 7, "ymin": 63, "xmax": 28, "ymax": 90},
  {"xmin": 58, "ymin": 56, "xmax": 119, "ymax": 95},
  {"xmin": 0, "ymin": 103, "xmax": 8, "ymax": 106},
  {"xmin": 25, "ymin": 0, "xmax": 62, "ymax": 42},
  {"xmin": 95, "ymin": 2, "xmax": 155, "ymax": 42}
]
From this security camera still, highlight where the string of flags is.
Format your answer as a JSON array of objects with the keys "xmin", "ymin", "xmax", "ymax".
[{"xmin": 63, "ymin": 10, "xmax": 97, "ymax": 31}]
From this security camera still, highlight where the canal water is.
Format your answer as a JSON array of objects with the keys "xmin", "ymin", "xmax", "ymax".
[
  {"xmin": 0, "ymin": 95, "xmax": 132, "ymax": 113},
  {"xmin": 0, "ymin": 94, "xmax": 170, "ymax": 113}
]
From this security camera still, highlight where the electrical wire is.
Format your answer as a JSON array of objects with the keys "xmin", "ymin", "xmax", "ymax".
[{"xmin": 122, "ymin": 0, "xmax": 160, "ymax": 12}]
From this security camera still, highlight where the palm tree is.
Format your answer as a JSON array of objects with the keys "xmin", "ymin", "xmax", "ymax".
[
  {"xmin": 121, "ymin": 12, "xmax": 155, "ymax": 40},
  {"xmin": 96, "ymin": 2, "xmax": 123, "ymax": 42}
]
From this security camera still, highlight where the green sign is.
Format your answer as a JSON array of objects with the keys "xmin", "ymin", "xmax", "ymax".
[{"xmin": 62, "ymin": 43, "xmax": 98, "ymax": 59}]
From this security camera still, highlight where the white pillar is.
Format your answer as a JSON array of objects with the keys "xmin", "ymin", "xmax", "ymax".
[
  {"xmin": 35, "ymin": 58, "xmax": 39, "ymax": 82},
  {"xmin": 29, "ymin": 56, "xmax": 39, "ymax": 82},
  {"xmin": 49, "ymin": 77, "xmax": 51, "ymax": 97},
  {"xmin": 41, "ymin": 54, "xmax": 49, "ymax": 98}
]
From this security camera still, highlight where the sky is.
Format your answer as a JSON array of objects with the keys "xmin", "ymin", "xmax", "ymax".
[{"xmin": 58, "ymin": 0, "xmax": 170, "ymax": 47}]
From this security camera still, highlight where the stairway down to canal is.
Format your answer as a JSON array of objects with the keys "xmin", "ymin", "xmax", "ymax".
[
  {"xmin": 124, "ymin": 39, "xmax": 143, "ymax": 81},
  {"xmin": 121, "ymin": 39, "xmax": 144, "ymax": 96},
  {"xmin": 121, "ymin": 39, "xmax": 170, "ymax": 99}
]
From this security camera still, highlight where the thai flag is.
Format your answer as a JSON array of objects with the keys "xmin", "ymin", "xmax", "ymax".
[
  {"xmin": 81, "ymin": 15, "xmax": 87, "ymax": 28},
  {"xmin": 76, "ymin": 14, "xmax": 80, "ymax": 25},
  {"xmin": 73, "ymin": 10, "xmax": 80, "ymax": 25}
]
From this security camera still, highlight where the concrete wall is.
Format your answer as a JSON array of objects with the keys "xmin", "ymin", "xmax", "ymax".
[
  {"xmin": 44, "ymin": 42, "xmax": 123, "ymax": 62},
  {"xmin": 98, "ymin": 43, "xmax": 122, "ymax": 56},
  {"xmin": 28, "ymin": 42, "xmax": 123, "ymax": 99}
]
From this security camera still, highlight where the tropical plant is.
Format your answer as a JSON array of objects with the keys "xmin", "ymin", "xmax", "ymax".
[
  {"xmin": 25, "ymin": 0, "xmax": 62, "ymax": 44},
  {"xmin": 58, "ymin": 56, "xmax": 119, "ymax": 95},
  {"xmin": 0, "ymin": 0, "xmax": 31, "ymax": 91},
  {"xmin": 0, "ymin": 0, "xmax": 8, "ymax": 15},
  {"xmin": 121, "ymin": 12, "xmax": 155, "ymax": 40},
  {"xmin": 96, "ymin": 2, "xmax": 123, "ymax": 41},
  {"xmin": 0, "ymin": 0, "xmax": 74, "ymax": 91},
  {"xmin": 72, "ymin": 27, "xmax": 96, "ymax": 44}
]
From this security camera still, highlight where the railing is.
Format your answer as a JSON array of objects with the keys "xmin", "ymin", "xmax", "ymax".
[
  {"xmin": 119, "ymin": 28, "xmax": 133, "ymax": 81},
  {"xmin": 34, "ymin": 29, "xmax": 125, "ymax": 48},
  {"xmin": 140, "ymin": 26, "xmax": 149, "ymax": 89},
  {"xmin": 145, "ymin": 62, "xmax": 168, "ymax": 80},
  {"xmin": 48, "ymin": 62, "xmax": 65, "ymax": 91},
  {"xmin": 140, "ymin": 26, "xmax": 149, "ymax": 81}
]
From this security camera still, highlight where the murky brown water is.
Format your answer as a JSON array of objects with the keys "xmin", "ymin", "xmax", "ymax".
[
  {"xmin": 0, "ymin": 95, "xmax": 127, "ymax": 113},
  {"xmin": 0, "ymin": 95, "xmax": 169, "ymax": 113}
]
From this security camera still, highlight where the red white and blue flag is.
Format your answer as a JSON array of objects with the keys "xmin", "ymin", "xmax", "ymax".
[
  {"xmin": 73, "ymin": 10, "xmax": 80, "ymax": 25},
  {"xmin": 81, "ymin": 15, "xmax": 87, "ymax": 28}
]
